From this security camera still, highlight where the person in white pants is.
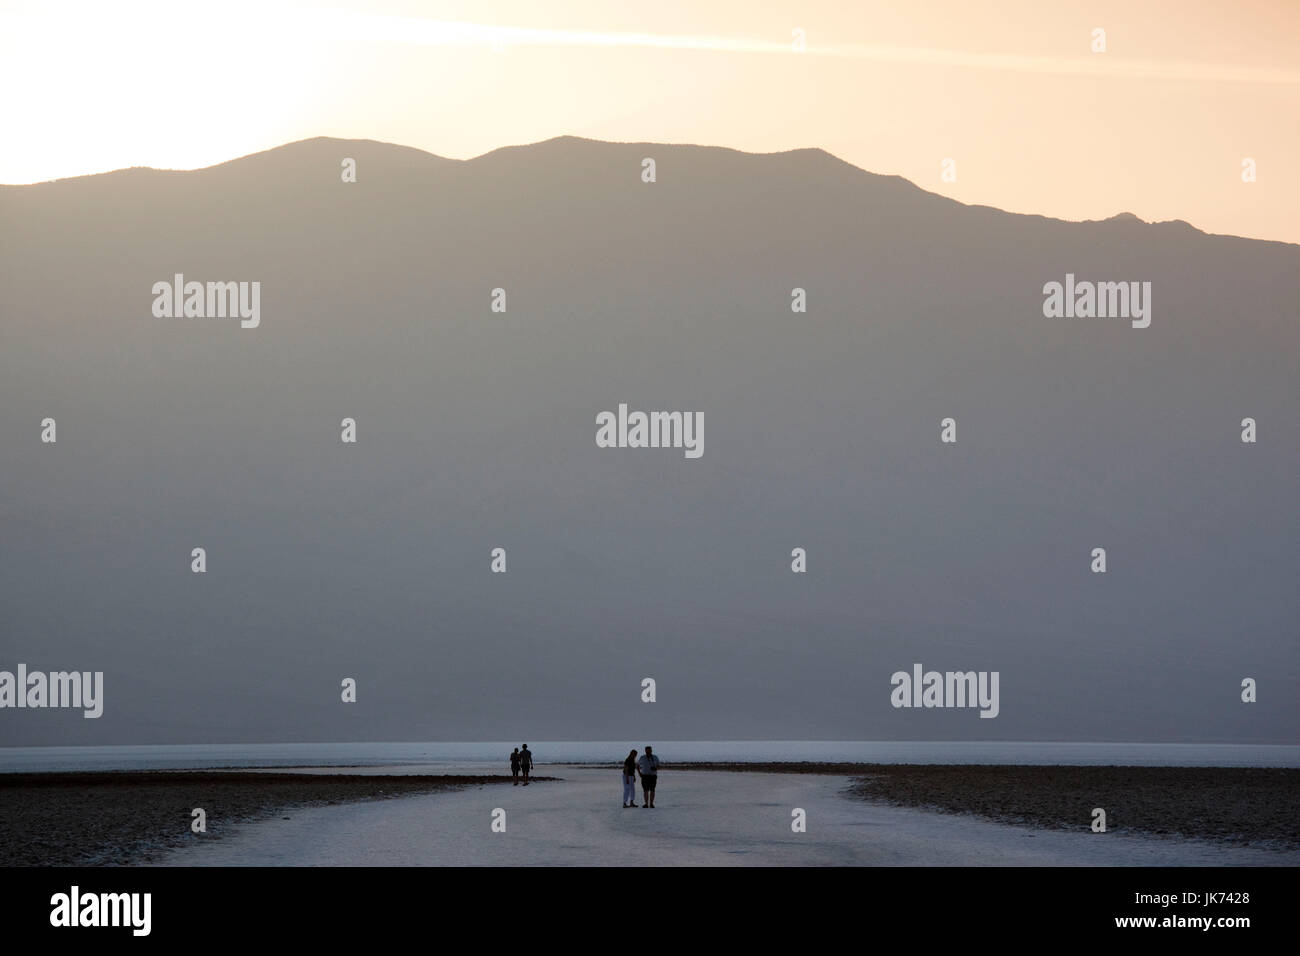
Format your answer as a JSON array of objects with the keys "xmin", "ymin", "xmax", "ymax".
[{"xmin": 622, "ymin": 749, "xmax": 639, "ymax": 807}]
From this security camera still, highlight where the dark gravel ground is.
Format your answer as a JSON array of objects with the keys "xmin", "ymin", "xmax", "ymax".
[
  {"xmin": 573, "ymin": 762, "xmax": 1299, "ymax": 849},
  {"xmin": 0, "ymin": 771, "xmax": 554, "ymax": 866}
]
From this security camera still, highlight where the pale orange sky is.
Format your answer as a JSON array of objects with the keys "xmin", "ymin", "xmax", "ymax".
[{"xmin": 1, "ymin": 0, "xmax": 1296, "ymax": 242}]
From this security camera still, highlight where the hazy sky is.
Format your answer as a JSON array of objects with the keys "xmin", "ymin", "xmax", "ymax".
[{"xmin": 1, "ymin": 0, "xmax": 1297, "ymax": 243}]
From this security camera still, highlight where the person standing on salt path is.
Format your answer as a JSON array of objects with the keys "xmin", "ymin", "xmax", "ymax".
[
  {"xmin": 637, "ymin": 746, "xmax": 660, "ymax": 808},
  {"xmin": 510, "ymin": 747, "xmax": 521, "ymax": 785},
  {"xmin": 519, "ymin": 744, "xmax": 533, "ymax": 785},
  {"xmin": 622, "ymin": 749, "xmax": 639, "ymax": 807}
]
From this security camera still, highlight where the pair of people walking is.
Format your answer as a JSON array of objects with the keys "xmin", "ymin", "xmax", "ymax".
[
  {"xmin": 510, "ymin": 745, "xmax": 533, "ymax": 785},
  {"xmin": 622, "ymin": 745, "xmax": 660, "ymax": 808}
]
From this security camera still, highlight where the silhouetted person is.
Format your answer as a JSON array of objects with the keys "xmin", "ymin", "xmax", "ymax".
[
  {"xmin": 519, "ymin": 744, "xmax": 533, "ymax": 785},
  {"xmin": 622, "ymin": 749, "xmax": 639, "ymax": 807},
  {"xmin": 510, "ymin": 747, "xmax": 521, "ymax": 785},
  {"xmin": 637, "ymin": 746, "xmax": 660, "ymax": 808}
]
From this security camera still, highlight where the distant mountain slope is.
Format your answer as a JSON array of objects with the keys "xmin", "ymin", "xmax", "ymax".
[{"xmin": 1, "ymin": 137, "xmax": 1295, "ymax": 746}]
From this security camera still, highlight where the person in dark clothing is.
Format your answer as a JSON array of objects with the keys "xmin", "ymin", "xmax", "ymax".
[
  {"xmin": 510, "ymin": 747, "xmax": 521, "ymax": 785},
  {"xmin": 622, "ymin": 749, "xmax": 639, "ymax": 807},
  {"xmin": 636, "ymin": 746, "xmax": 660, "ymax": 808},
  {"xmin": 519, "ymin": 744, "xmax": 533, "ymax": 785}
]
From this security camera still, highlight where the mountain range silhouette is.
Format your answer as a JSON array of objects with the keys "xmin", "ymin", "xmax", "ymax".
[{"xmin": 1, "ymin": 136, "xmax": 1295, "ymax": 745}]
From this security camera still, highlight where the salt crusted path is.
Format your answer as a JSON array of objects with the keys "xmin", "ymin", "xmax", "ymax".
[{"xmin": 155, "ymin": 766, "xmax": 1295, "ymax": 866}]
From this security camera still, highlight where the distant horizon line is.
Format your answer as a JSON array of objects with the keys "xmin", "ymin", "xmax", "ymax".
[{"xmin": 5, "ymin": 739, "xmax": 1297, "ymax": 750}]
